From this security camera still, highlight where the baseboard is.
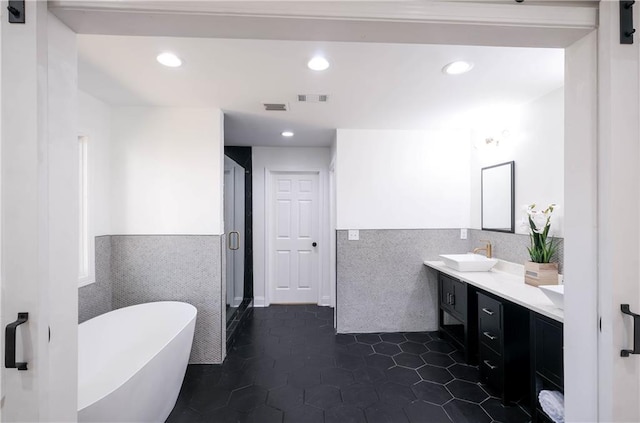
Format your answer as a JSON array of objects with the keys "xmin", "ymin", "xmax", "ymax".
[
  {"xmin": 319, "ymin": 296, "xmax": 331, "ymax": 307},
  {"xmin": 233, "ymin": 297, "xmax": 243, "ymax": 307},
  {"xmin": 253, "ymin": 296, "xmax": 267, "ymax": 307}
]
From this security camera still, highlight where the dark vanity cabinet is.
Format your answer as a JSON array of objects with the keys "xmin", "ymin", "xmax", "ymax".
[
  {"xmin": 435, "ymin": 271, "xmax": 564, "ymax": 415},
  {"xmin": 530, "ymin": 312, "xmax": 564, "ymax": 423},
  {"xmin": 477, "ymin": 291, "xmax": 530, "ymax": 405},
  {"xmin": 437, "ymin": 273, "xmax": 477, "ymax": 364}
]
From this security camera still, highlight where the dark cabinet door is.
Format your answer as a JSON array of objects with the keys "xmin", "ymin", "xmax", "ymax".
[
  {"xmin": 451, "ymin": 278, "xmax": 467, "ymax": 321},
  {"xmin": 437, "ymin": 272, "xmax": 476, "ymax": 364},
  {"xmin": 439, "ymin": 275, "xmax": 453, "ymax": 312},
  {"xmin": 531, "ymin": 313, "xmax": 563, "ymax": 422},
  {"xmin": 439, "ymin": 274, "xmax": 466, "ymax": 321},
  {"xmin": 533, "ymin": 316, "xmax": 563, "ymax": 387}
]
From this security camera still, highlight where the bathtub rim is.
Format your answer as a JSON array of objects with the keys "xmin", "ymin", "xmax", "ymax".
[{"xmin": 77, "ymin": 301, "xmax": 197, "ymax": 412}]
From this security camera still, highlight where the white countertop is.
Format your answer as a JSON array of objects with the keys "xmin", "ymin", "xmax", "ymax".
[{"xmin": 424, "ymin": 260, "xmax": 564, "ymax": 323}]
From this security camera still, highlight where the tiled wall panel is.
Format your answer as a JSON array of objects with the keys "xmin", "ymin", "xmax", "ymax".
[
  {"xmin": 79, "ymin": 235, "xmax": 225, "ymax": 364},
  {"xmin": 337, "ymin": 229, "xmax": 564, "ymax": 333},
  {"xmin": 468, "ymin": 229, "xmax": 564, "ymax": 273},
  {"xmin": 336, "ymin": 229, "xmax": 469, "ymax": 333},
  {"xmin": 78, "ymin": 236, "xmax": 112, "ymax": 323},
  {"xmin": 110, "ymin": 235, "xmax": 224, "ymax": 364},
  {"xmin": 82, "ymin": 230, "xmax": 563, "ymax": 358}
]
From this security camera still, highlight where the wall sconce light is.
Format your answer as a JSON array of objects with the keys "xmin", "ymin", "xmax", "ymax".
[
  {"xmin": 475, "ymin": 130, "xmax": 510, "ymax": 150},
  {"xmin": 484, "ymin": 137, "xmax": 499, "ymax": 147}
]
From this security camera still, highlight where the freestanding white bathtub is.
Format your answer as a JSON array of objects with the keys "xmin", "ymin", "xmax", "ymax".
[{"xmin": 78, "ymin": 301, "xmax": 197, "ymax": 422}]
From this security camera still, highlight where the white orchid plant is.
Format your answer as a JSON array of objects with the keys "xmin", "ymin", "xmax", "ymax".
[{"xmin": 525, "ymin": 203, "xmax": 558, "ymax": 263}]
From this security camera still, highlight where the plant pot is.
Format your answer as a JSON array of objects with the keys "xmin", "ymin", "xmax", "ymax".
[{"xmin": 524, "ymin": 261, "xmax": 559, "ymax": 287}]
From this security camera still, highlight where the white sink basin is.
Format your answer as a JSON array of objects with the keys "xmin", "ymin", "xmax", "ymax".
[
  {"xmin": 439, "ymin": 254, "xmax": 498, "ymax": 272},
  {"xmin": 539, "ymin": 285, "xmax": 564, "ymax": 310}
]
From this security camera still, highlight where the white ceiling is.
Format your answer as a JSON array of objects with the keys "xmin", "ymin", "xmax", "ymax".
[{"xmin": 78, "ymin": 35, "xmax": 564, "ymax": 147}]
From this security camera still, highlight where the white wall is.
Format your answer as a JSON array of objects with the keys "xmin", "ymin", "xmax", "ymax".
[
  {"xmin": 470, "ymin": 88, "xmax": 564, "ymax": 236},
  {"xmin": 78, "ymin": 91, "xmax": 111, "ymax": 237},
  {"xmin": 253, "ymin": 147, "xmax": 331, "ymax": 307},
  {"xmin": 111, "ymin": 107, "xmax": 224, "ymax": 235},
  {"xmin": 335, "ymin": 129, "xmax": 471, "ymax": 230}
]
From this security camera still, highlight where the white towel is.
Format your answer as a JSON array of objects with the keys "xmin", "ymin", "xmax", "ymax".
[{"xmin": 539, "ymin": 390, "xmax": 565, "ymax": 423}]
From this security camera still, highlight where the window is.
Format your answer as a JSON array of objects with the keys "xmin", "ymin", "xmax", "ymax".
[{"xmin": 78, "ymin": 135, "xmax": 93, "ymax": 286}]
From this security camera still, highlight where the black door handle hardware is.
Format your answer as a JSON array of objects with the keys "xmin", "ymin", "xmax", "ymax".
[
  {"xmin": 621, "ymin": 0, "xmax": 636, "ymax": 44},
  {"xmin": 483, "ymin": 331, "xmax": 498, "ymax": 341},
  {"xmin": 482, "ymin": 308, "xmax": 494, "ymax": 316},
  {"xmin": 446, "ymin": 293, "xmax": 451, "ymax": 305},
  {"xmin": 312, "ymin": 242, "xmax": 317, "ymax": 247},
  {"xmin": 621, "ymin": 304, "xmax": 640, "ymax": 357},
  {"xmin": 483, "ymin": 360, "xmax": 498, "ymax": 370},
  {"xmin": 7, "ymin": 0, "xmax": 25, "ymax": 24},
  {"xmin": 450, "ymin": 294, "xmax": 455, "ymax": 306},
  {"xmin": 5, "ymin": 312, "xmax": 28, "ymax": 370}
]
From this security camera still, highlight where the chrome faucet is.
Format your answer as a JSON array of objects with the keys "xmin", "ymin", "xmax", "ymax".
[{"xmin": 473, "ymin": 240, "xmax": 492, "ymax": 258}]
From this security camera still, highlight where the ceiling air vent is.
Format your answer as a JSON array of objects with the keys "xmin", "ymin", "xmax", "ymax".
[
  {"xmin": 297, "ymin": 94, "xmax": 329, "ymax": 103},
  {"xmin": 262, "ymin": 102, "xmax": 289, "ymax": 111}
]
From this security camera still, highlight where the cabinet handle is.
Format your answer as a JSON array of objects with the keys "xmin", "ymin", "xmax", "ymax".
[
  {"xmin": 483, "ymin": 360, "xmax": 497, "ymax": 370},
  {"xmin": 483, "ymin": 331, "xmax": 497, "ymax": 341},
  {"xmin": 482, "ymin": 308, "xmax": 494, "ymax": 316},
  {"xmin": 621, "ymin": 304, "xmax": 640, "ymax": 357},
  {"xmin": 450, "ymin": 294, "xmax": 455, "ymax": 306}
]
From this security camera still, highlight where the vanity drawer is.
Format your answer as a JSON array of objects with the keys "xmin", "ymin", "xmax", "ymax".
[
  {"xmin": 479, "ymin": 343, "xmax": 503, "ymax": 392},
  {"xmin": 480, "ymin": 326, "xmax": 501, "ymax": 355},
  {"xmin": 477, "ymin": 291, "xmax": 531, "ymax": 405},
  {"xmin": 479, "ymin": 293, "xmax": 501, "ymax": 325},
  {"xmin": 478, "ymin": 293, "xmax": 502, "ymax": 351}
]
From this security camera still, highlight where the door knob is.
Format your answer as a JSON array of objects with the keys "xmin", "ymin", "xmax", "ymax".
[{"xmin": 312, "ymin": 242, "xmax": 317, "ymax": 247}]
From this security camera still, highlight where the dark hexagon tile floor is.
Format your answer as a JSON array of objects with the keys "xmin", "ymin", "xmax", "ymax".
[{"xmin": 166, "ymin": 305, "xmax": 530, "ymax": 423}]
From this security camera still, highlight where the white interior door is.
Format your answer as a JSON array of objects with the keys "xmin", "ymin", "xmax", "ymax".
[
  {"xmin": 224, "ymin": 156, "xmax": 244, "ymax": 309},
  {"xmin": 1, "ymin": 4, "xmax": 50, "ymax": 420},
  {"xmin": 1, "ymin": 5, "xmax": 79, "ymax": 421},
  {"xmin": 269, "ymin": 171, "xmax": 320, "ymax": 304},
  {"xmin": 596, "ymin": 2, "xmax": 640, "ymax": 421}
]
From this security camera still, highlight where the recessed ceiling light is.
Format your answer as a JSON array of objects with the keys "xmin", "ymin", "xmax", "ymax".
[
  {"xmin": 157, "ymin": 52, "xmax": 182, "ymax": 68},
  {"xmin": 282, "ymin": 131, "xmax": 294, "ymax": 137},
  {"xmin": 442, "ymin": 61, "xmax": 474, "ymax": 75},
  {"xmin": 308, "ymin": 56, "xmax": 330, "ymax": 71}
]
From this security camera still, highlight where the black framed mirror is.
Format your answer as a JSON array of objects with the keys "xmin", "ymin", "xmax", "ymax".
[{"xmin": 481, "ymin": 161, "xmax": 515, "ymax": 233}]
